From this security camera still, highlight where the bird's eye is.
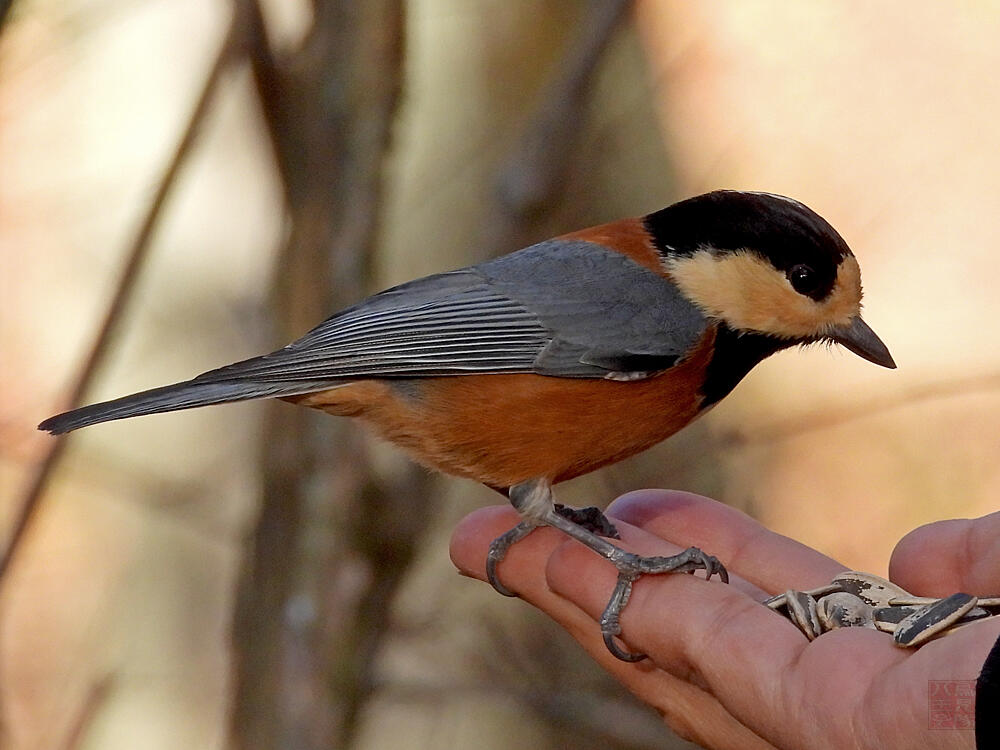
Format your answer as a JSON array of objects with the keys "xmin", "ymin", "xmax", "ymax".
[{"xmin": 787, "ymin": 264, "xmax": 821, "ymax": 295}]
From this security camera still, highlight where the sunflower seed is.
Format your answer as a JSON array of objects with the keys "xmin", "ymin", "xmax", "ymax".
[
  {"xmin": 873, "ymin": 605, "xmax": 921, "ymax": 633},
  {"xmin": 890, "ymin": 595, "xmax": 1000, "ymax": 608},
  {"xmin": 785, "ymin": 590, "xmax": 822, "ymax": 640},
  {"xmin": 764, "ymin": 582, "xmax": 842, "ymax": 610},
  {"xmin": 961, "ymin": 606, "xmax": 993, "ymax": 621},
  {"xmin": 817, "ymin": 592, "xmax": 876, "ymax": 630},
  {"xmin": 831, "ymin": 571, "xmax": 911, "ymax": 607},
  {"xmin": 806, "ymin": 583, "xmax": 845, "ymax": 598},
  {"xmin": 764, "ymin": 572, "xmax": 998, "ymax": 648},
  {"xmin": 763, "ymin": 592, "xmax": 788, "ymax": 610},
  {"xmin": 893, "ymin": 593, "xmax": 978, "ymax": 647}
]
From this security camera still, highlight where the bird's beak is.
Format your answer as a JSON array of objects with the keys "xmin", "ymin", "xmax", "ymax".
[{"xmin": 827, "ymin": 317, "xmax": 896, "ymax": 369}]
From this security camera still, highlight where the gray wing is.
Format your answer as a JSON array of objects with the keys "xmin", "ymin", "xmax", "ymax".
[
  {"xmin": 196, "ymin": 239, "xmax": 708, "ymax": 383},
  {"xmin": 38, "ymin": 240, "xmax": 707, "ymax": 434}
]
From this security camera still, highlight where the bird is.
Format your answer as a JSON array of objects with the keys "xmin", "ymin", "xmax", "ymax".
[{"xmin": 39, "ymin": 190, "xmax": 896, "ymax": 661}]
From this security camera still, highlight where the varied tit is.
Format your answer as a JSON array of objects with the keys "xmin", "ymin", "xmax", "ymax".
[{"xmin": 40, "ymin": 190, "xmax": 896, "ymax": 661}]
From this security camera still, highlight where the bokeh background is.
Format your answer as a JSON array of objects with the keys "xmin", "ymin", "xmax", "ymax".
[{"xmin": 2, "ymin": 1, "xmax": 999, "ymax": 748}]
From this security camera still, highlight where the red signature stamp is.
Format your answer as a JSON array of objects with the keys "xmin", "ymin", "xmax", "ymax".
[{"xmin": 928, "ymin": 680, "xmax": 976, "ymax": 730}]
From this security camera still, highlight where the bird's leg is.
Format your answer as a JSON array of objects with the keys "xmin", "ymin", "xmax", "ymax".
[
  {"xmin": 486, "ymin": 479, "xmax": 553, "ymax": 597},
  {"xmin": 486, "ymin": 478, "xmax": 729, "ymax": 662},
  {"xmin": 486, "ymin": 481, "xmax": 619, "ymax": 541},
  {"xmin": 486, "ymin": 480, "xmax": 620, "ymax": 594}
]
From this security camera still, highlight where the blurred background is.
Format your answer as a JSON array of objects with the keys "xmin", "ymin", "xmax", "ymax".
[{"xmin": 2, "ymin": 1, "xmax": 999, "ymax": 748}]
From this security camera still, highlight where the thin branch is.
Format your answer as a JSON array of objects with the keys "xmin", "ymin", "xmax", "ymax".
[
  {"xmin": 231, "ymin": 0, "xmax": 297, "ymax": 204},
  {"xmin": 0, "ymin": 20, "xmax": 238, "ymax": 587},
  {"xmin": 227, "ymin": 3, "xmax": 416, "ymax": 749},
  {"xmin": 0, "ymin": 0, "xmax": 14, "ymax": 32},
  {"xmin": 491, "ymin": 0, "xmax": 633, "ymax": 231}
]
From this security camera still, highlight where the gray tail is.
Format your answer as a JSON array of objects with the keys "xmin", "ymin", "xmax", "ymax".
[{"xmin": 38, "ymin": 379, "xmax": 337, "ymax": 435}]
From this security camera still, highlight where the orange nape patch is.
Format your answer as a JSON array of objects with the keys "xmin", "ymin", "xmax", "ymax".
[
  {"xmin": 289, "ymin": 328, "xmax": 717, "ymax": 488},
  {"xmin": 666, "ymin": 250, "xmax": 862, "ymax": 339},
  {"xmin": 559, "ymin": 217, "xmax": 669, "ymax": 277}
]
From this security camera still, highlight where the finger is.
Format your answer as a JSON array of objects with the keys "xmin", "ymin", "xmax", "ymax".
[
  {"xmin": 451, "ymin": 502, "xmax": 769, "ymax": 600},
  {"xmin": 544, "ymin": 538, "xmax": 900, "ymax": 746},
  {"xmin": 889, "ymin": 511, "xmax": 1000, "ymax": 596},
  {"xmin": 623, "ymin": 675, "xmax": 778, "ymax": 750},
  {"xmin": 607, "ymin": 490, "xmax": 847, "ymax": 593},
  {"xmin": 558, "ymin": 612, "xmax": 779, "ymax": 750},
  {"xmin": 450, "ymin": 505, "xmax": 563, "ymax": 590},
  {"xmin": 535, "ymin": 559, "xmax": 776, "ymax": 750},
  {"xmin": 603, "ymin": 512, "xmax": 772, "ymax": 600},
  {"xmin": 451, "ymin": 506, "xmax": 655, "ymax": 662},
  {"xmin": 451, "ymin": 507, "xmax": 775, "ymax": 750},
  {"xmin": 450, "ymin": 505, "xmax": 760, "ymax": 620}
]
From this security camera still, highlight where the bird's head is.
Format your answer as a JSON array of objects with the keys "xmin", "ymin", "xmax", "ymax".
[{"xmin": 646, "ymin": 190, "xmax": 895, "ymax": 368}]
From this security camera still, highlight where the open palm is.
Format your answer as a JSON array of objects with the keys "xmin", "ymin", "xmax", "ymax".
[{"xmin": 451, "ymin": 490, "xmax": 999, "ymax": 750}]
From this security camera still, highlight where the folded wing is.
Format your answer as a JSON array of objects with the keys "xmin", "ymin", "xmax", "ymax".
[{"xmin": 39, "ymin": 240, "xmax": 707, "ymax": 433}]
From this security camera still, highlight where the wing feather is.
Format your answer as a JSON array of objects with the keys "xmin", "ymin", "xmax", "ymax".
[
  {"xmin": 188, "ymin": 240, "xmax": 708, "ymax": 386},
  {"xmin": 38, "ymin": 240, "xmax": 710, "ymax": 434}
]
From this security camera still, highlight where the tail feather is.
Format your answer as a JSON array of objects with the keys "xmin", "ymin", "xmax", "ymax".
[{"xmin": 38, "ymin": 379, "xmax": 339, "ymax": 435}]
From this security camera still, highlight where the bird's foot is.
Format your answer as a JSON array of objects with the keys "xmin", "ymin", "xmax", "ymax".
[
  {"xmin": 597, "ymin": 546, "xmax": 729, "ymax": 662},
  {"xmin": 486, "ymin": 479, "xmax": 728, "ymax": 662},
  {"xmin": 486, "ymin": 504, "xmax": 621, "ymax": 597},
  {"xmin": 486, "ymin": 520, "xmax": 539, "ymax": 597}
]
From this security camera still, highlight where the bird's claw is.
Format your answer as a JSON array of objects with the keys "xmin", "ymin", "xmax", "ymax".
[
  {"xmin": 485, "ymin": 503, "xmax": 729, "ymax": 663},
  {"xmin": 600, "ymin": 570, "xmax": 647, "ymax": 661},
  {"xmin": 486, "ymin": 520, "xmax": 539, "ymax": 597},
  {"xmin": 485, "ymin": 506, "xmax": 619, "ymax": 595},
  {"xmin": 598, "ymin": 546, "xmax": 729, "ymax": 662}
]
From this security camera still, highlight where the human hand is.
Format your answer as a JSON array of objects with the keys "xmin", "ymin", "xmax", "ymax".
[{"xmin": 450, "ymin": 490, "xmax": 1000, "ymax": 750}]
